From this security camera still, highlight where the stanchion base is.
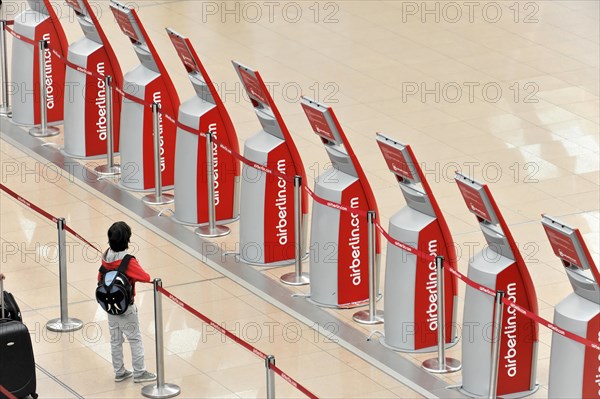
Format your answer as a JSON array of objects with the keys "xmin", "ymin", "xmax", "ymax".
[
  {"xmin": 142, "ymin": 193, "xmax": 175, "ymax": 206},
  {"xmin": 280, "ymin": 272, "xmax": 310, "ymax": 286},
  {"xmin": 454, "ymin": 384, "xmax": 540, "ymax": 398},
  {"xmin": 29, "ymin": 125, "xmax": 60, "ymax": 137},
  {"xmin": 352, "ymin": 309, "xmax": 384, "ymax": 325},
  {"xmin": 94, "ymin": 164, "xmax": 121, "ymax": 176},
  {"xmin": 141, "ymin": 383, "xmax": 181, "ymax": 399},
  {"xmin": 0, "ymin": 106, "xmax": 11, "ymax": 117},
  {"xmin": 195, "ymin": 225, "xmax": 230, "ymax": 238},
  {"xmin": 46, "ymin": 317, "xmax": 84, "ymax": 332},
  {"xmin": 421, "ymin": 357, "xmax": 461, "ymax": 374}
]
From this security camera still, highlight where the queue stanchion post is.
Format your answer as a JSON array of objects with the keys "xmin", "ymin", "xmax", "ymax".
[
  {"xmin": 265, "ymin": 355, "xmax": 275, "ymax": 399},
  {"xmin": 0, "ymin": 20, "xmax": 11, "ymax": 117},
  {"xmin": 46, "ymin": 218, "xmax": 83, "ymax": 332},
  {"xmin": 195, "ymin": 131, "xmax": 230, "ymax": 237},
  {"xmin": 488, "ymin": 290, "xmax": 505, "ymax": 399},
  {"xmin": 280, "ymin": 175, "xmax": 309, "ymax": 286},
  {"xmin": 95, "ymin": 75, "xmax": 120, "ymax": 176},
  {"xmin": 422, "ymin": 256, "xmax": 461, "ymax": 373},
  {"xmin": 353, "ymin": 210, "xmax": 384, "ymax": 324},
  {"xmin": 142, "ymin": 103, "xmax": 174, "ymax": 206},
  {"xmin": 29, "ymin": 40, "xmax": 59, "ymax": 137},
  {"xmin": 142, "ymin": 279, "xmax": 181, "ymax": 399}
]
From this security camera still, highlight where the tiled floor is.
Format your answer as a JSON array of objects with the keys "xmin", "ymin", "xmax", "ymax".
[{"xmin": 1, "ymin": 0, "xmax": 599, "ymax": 398}]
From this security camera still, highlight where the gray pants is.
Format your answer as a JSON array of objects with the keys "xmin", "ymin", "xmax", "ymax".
[{"xmin": 107, "ymin": 304, "xmax": 146, "ymax": 377}]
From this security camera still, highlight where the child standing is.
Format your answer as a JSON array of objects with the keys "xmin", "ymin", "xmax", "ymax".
[{"xmin": 100, "ymin": 221, "xmax": 156, "ymax": 383}]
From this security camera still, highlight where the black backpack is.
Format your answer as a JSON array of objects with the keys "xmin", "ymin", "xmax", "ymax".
[{"xmin": 96, "ymin": 255, "xmax": 134, "ymax": 315}]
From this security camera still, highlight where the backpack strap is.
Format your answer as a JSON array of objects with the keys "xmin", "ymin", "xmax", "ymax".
[
  {"xmin": 117, "ymin": 255, "xmax": 135, "ymax": 274},
  {"xmin": 98, "ymin": 255, "xmax": 136, "ymax": 274}
]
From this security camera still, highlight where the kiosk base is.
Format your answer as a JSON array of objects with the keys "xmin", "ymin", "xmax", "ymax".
[
  {"xmin": 455, "ymin": 384, "xmax": 540, "ymax": 399},
  {"xmin": 171, "ymin": 215, "xmax": 240, "ymax": 228},
  {"xmin": 380, "ymin": 336, "xmax": 459, "ymax": 354},
  {"xmin": 306, "ymin": 293, "xmax": 382, "ymax": 310},
  {"xmin": 236, "ymin": 252, "xmax": 309, "ymax": 268}
]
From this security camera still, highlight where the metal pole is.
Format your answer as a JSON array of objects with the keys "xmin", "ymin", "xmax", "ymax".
[
  {"xmin": 488, "ymin": 290, "xmax": 505, "ymax": 399},
  {"xmin": 46, "ymin": 218, "xmax": 83, "ymax": 332},
  {"xmin": 280, "ymin": 175, "xmax": 309, "ymax": 285},
  {"xmin": 422, "ymin": 256, "xmax": 461, "ymax": 373},
  {"xmin": 29, "ymin": 39, "xmax": 59, "ymax": 137},
  {"xmin": 0, "ymin": 20, "xmax": 11, "ymax": 116},
  {"xmin": 265, "ymin": 355, "xmax": 275, "ymax": 399},
  {"xmin": 353, "ymin": 210, "xmax": 384, "ymax": 325},
  {"xmin": 142, "ymin": 103, "xmax": 174, "ymax": 205},
  {"xmin": 195, "ymin": 131, "xmax": 230, "ymax": 237},
  {"xmin": 141, "ymin": 279, "xmax": 180, "ymax": 398},
  {"xmin": 95, "ymin": 75, "xmax": 120, "ymax": 176}
]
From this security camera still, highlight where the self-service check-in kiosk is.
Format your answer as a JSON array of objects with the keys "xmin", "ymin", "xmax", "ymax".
[
  {"xmin": 62, "ymin": 0, "xmax": 123, "ymax": 159},
  {"xmin": 376, "ymin": 134, "xmax": 458, "ymax": 352},
  {"xmin": 167, "ymin": 29, "xmax": 240, "ymax": 226},
  {"xmin": 455, "ymin": 173, "xmax": 539, "ymax": 398},
  {"xmin": 233, "ymin": 62, "xmax": 308, "ymax": 266},
  {"xmin": 11, "ymin": 0, "xmax": 67, "ymax": 126},
  {"xmin": 110, "ymin": 1, "xmax": 180, "ymax": 191},
  {"xmin": 542, "ymin": 215, "xmax": 600, "ymax": 399},
  {"xmin": 301, "ymin": 97, "xmax": 380, "ymax": 308}
]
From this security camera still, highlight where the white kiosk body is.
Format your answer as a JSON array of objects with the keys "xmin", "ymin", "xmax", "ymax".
[
  {"xmin": 233, "ymin": 62, "xmax": 308, "ymax": 266},
  {"xmin": 11, "ymin": 0, "xmax": 67, "ymax": 126},
  {"xmin": 167, "ymin": 30, "xmax": 240, "ymax": 226},
  {"xmin": 110, "ymin": 1, "xmax": 180, "ymax": 191},
  {"xmin": 376, "ymin": 134, "xmax": 458, "ymax": 352},
  {"xmin": 62, "ymin": 0, "xmax": 123, "ymax": 159},
  {"xmin": 301, "ymin": 97, "xmax": 380, "ymax": 308},
  {"xmin": 542, "ymin": 215, "xmax": 600, "ymax": 399},
  {"xmin": 456, "ymin": 174, "xmax": 539, "ymax": 398}
]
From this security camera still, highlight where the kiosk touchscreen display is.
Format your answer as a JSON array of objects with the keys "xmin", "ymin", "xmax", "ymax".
[
  {"xmin": 455, "ymin": 174, "xmax": 496, "ymax": 224},
  {"xmin": 110, "ymin": 4, "xmax": 142, "ymax": 43},
  {"xmin": 375, "ymin": 135, "xmax": 417, "ymax": 182},
  {"xmin": 542, "ymin": 218, "xmax": 587, "ymax": 270},
  {"xmin": 65, "ymin": 0, "xmax": 85, "ymax": 15},
  {"xmin": 167, "ymin": 30, "xmax": 200, "ymax": 75},
  {"xmin": 235, "ymin": 64, "xmax": 270, "ymax": 106},
  {"xmin": 300, "ymin": 100, "xmax": 339, "ymax": 144}
]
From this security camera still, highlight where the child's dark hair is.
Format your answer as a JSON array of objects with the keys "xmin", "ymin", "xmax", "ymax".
[{"xmin": 108, "ymin": 221, "xmax": 131, "ymax": 252}]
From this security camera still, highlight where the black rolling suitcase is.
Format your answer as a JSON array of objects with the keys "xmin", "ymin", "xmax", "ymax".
[{"xmin": 0, "ymin": 279, "xmax": 37, "ymax": 399}]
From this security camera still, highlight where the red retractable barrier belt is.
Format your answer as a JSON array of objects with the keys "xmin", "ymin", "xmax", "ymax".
[
  {"xmin": 4, "ymin": 20, "xmax": 15, "ymax": 26},
  {"xmin": 113, "ymin": 85, "xmax": 152, "ymax": 107},
  {"xmin": 444, "ymin": 261, "xmax": 600, "ymax": 351},
  {"xmin": 304, "ymin": 185, "xmax": 368, "ymax": 217},
  {"xmin": 0, "ymin": 385, "xmax": 17, "ymax": 399},
  {"xmin": 4, "ymin": 25, "xmax": 36, "ymax": 45},
  {"xmin": 157, "ymin": 285, "xmax": 319, "ymax": 397},
  {"xmin": 157, "ymin": 286, "xmax": 268, "ymax": 359},
  {"xmin": 1, "ymin": 183, "xmax": 58, "ymax": 223},
  {"xmin": 50, "ymin": 48, "xmax": 104, "ymax": 81},
  {"xmin": 0, "ymin": 184, "xmax": 101, "ymax": 253},
  {"xmin": 375, "ymin": 222, "xmax": 433, "ymax": 262},
  {"xmin": 270, "ymin": 364, "xmax": 318, "ymax": 399},
  {"xmin": 445, "ymin": 265, "xmax": 496, "ymax": 297},
  {"xmin": 502, "ymin": 298, "xmax": 600, "ymax": 351}
]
